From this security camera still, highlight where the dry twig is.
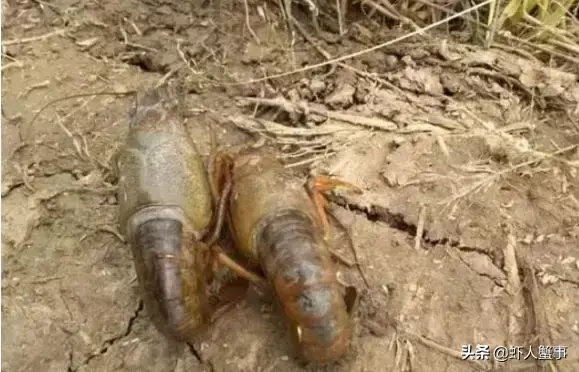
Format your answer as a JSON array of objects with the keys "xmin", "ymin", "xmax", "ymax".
[
  {"xmin": 243, "ymin": 0, "xmax": 260, "ymax": 45},
  {"xmin": 414, "ymin": 205, "xmax": 426, "ymax": 251},
  {"xmin": 238, "ymin": 96, "xmax": 398, "ymax": 131},
  {"xmin": 501, "ymin": 222, "xmax": 527, "ymax": 353},
  {"xmin": 290, "ymin": 16, "xmax": 337, "ymax": 78},
  {"xmin": 2, "ymin": 29, "xmax": 66, "ymax": 46}
]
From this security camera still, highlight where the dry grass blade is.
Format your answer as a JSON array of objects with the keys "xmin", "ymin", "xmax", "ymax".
[
  {"xmin": 243, "ymin": 0, "xmax": 260, "ymax": 45},
  {"xmin": 492, "ymin": 0, "xmax": 579, "ymax": 58},
  {"xmin": 438, "ymin": 144, "xmax": 578, "ymax": 207},
  {"xmin": 238, "ymin": 96, "xmax": 398, "ymax": 131},
  {"xmin": 501, "ymin": 222, "xmax": 527, "ymax": 354},
  {"xmin": 414, "ymin": 205, "xmax": 426, "ymax": 251},
  {"xmin": 227, "ymin": 114, "xmax": 357, "ymax": 137},
  {"xmin": 224, "ymin": 114, "xmax": 365, "ymax": 168},
  {"xmin": 2, "ymin": 29, "xmax": 67, "ymax": 46},
  {"xmin": 408, "ymin": 332, "xmax": 491, "ymax": 371}
]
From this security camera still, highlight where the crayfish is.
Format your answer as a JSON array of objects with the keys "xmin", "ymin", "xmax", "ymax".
[
  {"xmin": 211, "ymin": 148, "xmax": 360, "ymax": 364},
  {"xmin": 115, "ymin": 86, "xmax": 262, "ymax": 341}
]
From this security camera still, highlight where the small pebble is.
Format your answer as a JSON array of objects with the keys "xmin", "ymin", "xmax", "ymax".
[
  {"xmin": 309, "ymin": 78, "xmax": 326, "ymax": 95},
  {"xmin": 401, "ymin": 55, "xmax": 416, "ymax": 67},
  {"xmin": 384, "ymin": 55, "xmax": 398, "ymax": 69},
  {"xmin": 540, "ymin": 273, "xmax": 559, "ymax": 286},
  {"xmin": 381, "ymin": 285, "xmax": 389, "ymax": 296},
  {"xmin": 324, "ymin": 83, "xmax": 355, "ymax": 109},
  {"xmin": 287, "ymin": 88, "xmax": 300, "ymax": 102}
]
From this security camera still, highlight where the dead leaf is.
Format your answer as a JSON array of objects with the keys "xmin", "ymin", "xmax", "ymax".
[{"xmin": 76, "ymin": 37, "xmax": 100, "ymax": 49}]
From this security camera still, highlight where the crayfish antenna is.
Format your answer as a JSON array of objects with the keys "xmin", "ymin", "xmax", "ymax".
[
  {"xmin": 207, "ymin": 123, "xmax": 223, "ymax": 201},
  {"xmin": 306, "ymin": 175, "xmax": 371, "ymax": 289}
]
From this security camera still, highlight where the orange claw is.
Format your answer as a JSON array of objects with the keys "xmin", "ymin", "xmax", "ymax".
[
  {"xmin": 311, "ymin": 175, "xmax": 362, "ymax": 194},
  {"xmin": 306, "ymin": 175, "xmax": 362, "ymax": 241}
]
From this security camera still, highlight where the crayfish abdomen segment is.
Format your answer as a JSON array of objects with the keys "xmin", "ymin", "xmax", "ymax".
[
  {"xmin": 131, "ymin": 213, "xmax": 208, "ymax": 342},
  {"xmin": 257, "ymin": 210, "xmax": 352, "ymax": 364}
]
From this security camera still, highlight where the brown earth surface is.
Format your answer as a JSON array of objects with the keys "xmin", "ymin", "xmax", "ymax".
[{"xmin": 2, "ymin": 0, "xmax": 579, "ymax": 371}]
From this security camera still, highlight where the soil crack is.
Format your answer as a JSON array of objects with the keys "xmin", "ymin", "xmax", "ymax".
[
  {"xmin": 2, "ymin": 180, "xmax": 25, "ymax": 197},
  {"xmin": 67, "ymin": 342, "xmax": 74, "ymax": 372},
  {"xmin": 73, "ymin": 300, "xmax": 144, "ymax": 371},
  {"xmin": 330, "ymin": 195, "xmax": 418, "ymax": 236},
  {"xmin": 330, "ymin": 195, "xmax": 502, "ymax": 261},
  {"xmin": 186, "ymin": 342, "xmax": 203, "ymax": 364}
]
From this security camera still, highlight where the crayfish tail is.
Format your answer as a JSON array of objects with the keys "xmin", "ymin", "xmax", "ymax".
[
  {"xmin": 257, "ymin": 210, "xmax": 352, "ymax": 364},
  {"xmin": 133, "ymin": 216, "xmax": 207, "ymax": 342}
]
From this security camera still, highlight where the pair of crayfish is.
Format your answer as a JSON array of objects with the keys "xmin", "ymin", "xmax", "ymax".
[{"xmin": 115, "ymin": 86, "xmax": 359, "ymax": 364}]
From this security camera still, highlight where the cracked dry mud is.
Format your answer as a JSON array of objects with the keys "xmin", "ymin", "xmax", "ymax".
[{"xmin": 2, "ymin": 0, "xmax": 579, "ymax": 371}]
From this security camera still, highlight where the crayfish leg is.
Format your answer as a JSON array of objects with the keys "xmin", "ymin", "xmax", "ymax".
[
  {"xmin": 212, "ymin": 245, "xmax": 268, "ymax": 289},
  {"xmin": 204, "ymin": 150, "xmax": 235, "ymax": 250},
  {"xmin": 306, "ymin": 175, "xmax": 362, "ymax": 241},
  {"xmin": 204, "ymin": 174, "xmax": 232, "ymax": 249},
  {"xmin": 207, "ymin": 151, "xmax": 234, "ymax": 201},
  {"xmin": 205, "ymin": 150, "xmax": 267, "ymax": 289},
  {"xmin": 307, "ymin": 176, "xmax": 371, "ymax": 289}
]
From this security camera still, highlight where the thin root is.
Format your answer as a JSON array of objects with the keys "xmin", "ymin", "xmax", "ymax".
[
  {"xmin": 410, "ymin": 333, "xmax": 489, "ymax": 371},
  {"xmin": 243, "ymin": 0, "xmax": 261, "ymax": 45},
  {"xmin": 290, "ymin": 16, "xmax": 337, "ymax": 78},
  {"xmin": 329, "ymin": 249, "xmax": 355, "ymax": 267}
]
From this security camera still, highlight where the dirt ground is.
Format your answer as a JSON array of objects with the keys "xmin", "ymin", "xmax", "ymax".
[{"xmin": 2, "ymin": 0, "xmax": 579, "ymax": 371}]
